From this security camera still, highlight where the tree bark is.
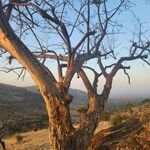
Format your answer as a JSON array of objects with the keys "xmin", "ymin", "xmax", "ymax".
[
  {"xmin": 42, "ymin": 93, "xmax": 104, "ymax": 150},
  {"xmin": 74, "ymin": 95, "xmax": 104, "ymax": 150},
  {"xmin": 42, "ymin": 93, "xmax": 75, "ymax": 150}
]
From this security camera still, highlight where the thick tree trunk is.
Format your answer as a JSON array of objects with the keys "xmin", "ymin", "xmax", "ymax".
[
  {"xmin": 42, "ymin": 93, "xmax": 103, "ymax": 150},
  {"xmin": 43, "ymin": 94, "xmax": 74, "ymax": 150},
  {"xmin": 39, "ymin": 89, "xmax": 75, "ymax": 150}
]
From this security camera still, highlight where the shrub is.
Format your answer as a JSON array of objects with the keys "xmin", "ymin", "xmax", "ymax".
[
  {"xmin": 124, "ymin": 103, "xmax": 134, "ymax": 113},
  {"xmin": 125, "ymin": 103, "xmax": 133, "ymax": 109},
  {"xmin": 110, "ymin": 114, "xmax": 122, "ymax": 126},
  {"xmin": 15, "ymin": 135, "xmax": 23, "ymax": 143},
  {"xmin": 77, "ymin": 106, "xmax": 87, "ymax": 114},
  {"xmin": 142, "ymin": 98, "xmax": 150, "ymax": 104},
  {"xmin": 142, "ymin": 113, "xmax": 150, "ymax": 124},
  {"xmin": 128, "ymin": 108, "xmax": 134, "ymax": 114}
]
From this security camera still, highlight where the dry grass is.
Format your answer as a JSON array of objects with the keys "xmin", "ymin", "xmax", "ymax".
[
  {"xmin": 117, "ymin": 102, "xmax": 150, "ymax": 129},
  {"xmin": 4, "ymin": 129, "xmax": 49, "ymax": 150},
  {"xmin": 2, "ymin": 121, "xmax": 111, "ymax": 150}
]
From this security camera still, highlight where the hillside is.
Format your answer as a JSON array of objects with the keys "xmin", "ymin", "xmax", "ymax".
[
  {"xmin": 24, "ymin": 86, "xmax": 88, "ymax": 106},
  {"xmin": 0, "ymin": 83, "xmax": 47, "ymax": 133},
  {"xmin": 0, "ymin": 83, "xmax": 143, "ymax": 133},
  {"xmin": 3, "ymin": 101, "xmax": 150, "ymax": 150},
  {"xmin": 1, "ymin": 83, "xmax": 149, "ymax": 150},
  {"xmin": 89, "ymin": 101, "xmax": 150, "ymax": 150},
  {"xmin": 0, "ymin": 83, "xmax": 88, "ymax": 133}
]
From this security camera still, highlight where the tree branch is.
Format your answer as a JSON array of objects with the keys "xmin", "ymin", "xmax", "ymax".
[
  {"xmin": 111, "ymin": 54, "xmax": 148, "ymax": 77},
  {"xmin": 35, "ymin": 52, "xmax": 68, "ymax": 62},
  {"xmin": 78, "ymin": 68, "xmax": 95, "ymax": 95},
  {"xmin": 4, "ymin": 4, "xmax": 13, "ymax": 21},
  {"xmin": 73, "ymin": 30, "xmax": 96, "ymax": 52},
  {"xmin": 97, "ymin": 56, "xmax": 107, "ymax": 78},
  {"xmin": 44, "ymin": 49, "xmax": 63, "ymax": 82}
]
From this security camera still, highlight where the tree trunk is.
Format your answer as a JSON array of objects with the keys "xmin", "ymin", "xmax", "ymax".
[
  {"xmin": 42, "ymin": 93, "xmax": 102, "ymax": 150},
  {"xmin": 42, "ymin": 92, "xmax": 75, "ymax": 150},
  {"xmin": 73, "ymin": 94, "xmax": 107, "ymax": 150}
]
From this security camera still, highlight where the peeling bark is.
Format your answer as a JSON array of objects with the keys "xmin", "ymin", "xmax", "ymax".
[{"xmin": 43, "ymin": 94, "xmax": 74, "ymax": 150}]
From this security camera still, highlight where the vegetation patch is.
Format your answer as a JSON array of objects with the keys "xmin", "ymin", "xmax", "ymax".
[
  {"xmin": 15, "ymin": 135, "xmax": 24, "ymax": 143},
  {"xmin": 142, "ymin": 98, "xmax": 150, "ymax": 104},
  {"xmin": 77, "ymin": 106, "xmax": 87, "ymax": 114},
  {"xmin": 110, "ymin": 114, "xmax": 122, "ymax": 126}
]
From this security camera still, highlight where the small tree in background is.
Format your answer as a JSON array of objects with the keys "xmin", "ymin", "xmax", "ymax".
[{"xmin": 0, "ymin": 0, "xmax": 150, "ymax": 149}]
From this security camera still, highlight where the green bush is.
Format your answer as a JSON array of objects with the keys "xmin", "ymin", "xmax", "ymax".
[
  {"xmin": 77, "ymin": 106, "xmax": 87, "ymax": 114},
  {"xmin": 125, "ymin": 103, "xmax": 133, "ymax": 109},
  {"xmin": 142, "ymin": 98, "xmax": 150, "ymax": 104},
  {"xmin": 15, "ymin": 135, "xmax": 23, "ymax": 143},
  {"xmin": 110, "ymin": 114, "xmax": 122, "ymax": 126},
  {"xmin": 125, "ymin": 103, "xmax": 134, "ymax": 113}
]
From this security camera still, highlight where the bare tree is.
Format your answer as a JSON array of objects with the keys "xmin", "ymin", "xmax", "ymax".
[{"xmin": 0, "ymin": 0, "xmax": 149, "ymax": 149}]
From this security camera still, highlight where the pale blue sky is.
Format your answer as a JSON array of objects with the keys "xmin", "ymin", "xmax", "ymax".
[{"xmin": 0, "ymin": 0, "xmax": 150, "ymax": 99}]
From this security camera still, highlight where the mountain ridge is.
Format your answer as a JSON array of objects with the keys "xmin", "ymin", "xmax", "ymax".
[
  {"xmin": 0, "ymin": 83, "xmax": 88, "ymax": 132},
  {"xmin": 0, "ymin": 83, "xmax": 144, "ymax": 133}
]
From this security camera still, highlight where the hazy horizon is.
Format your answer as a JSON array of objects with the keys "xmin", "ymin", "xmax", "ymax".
[{"xmin": 0, "ymin": 64, "xmax": 150, "ymax": 100}]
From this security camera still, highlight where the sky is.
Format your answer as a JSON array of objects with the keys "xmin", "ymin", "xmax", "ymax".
[{"xmin": 0, "ymin": 0, "xmax": 150, "ymax": 99}]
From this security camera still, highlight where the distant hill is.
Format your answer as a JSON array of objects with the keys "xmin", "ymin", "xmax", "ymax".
[
  {"xmin": 0, "ymin": 83, "xmax": 47, "ymax": 132},
  {"xmin": 24, "ymin": 86, "xmax": 88, "ymax": 106},
  {"xmin": 0, "ymin": 83, "xmax": 143, "ymax": 133},
  {"xmin": 24, "ymin": 86, "xmax": 39, "ymax": 93},
  {"xmin": 0, "ymin": 83, "xmax": 88, "ymax": 133},
  {"xmin": 0, "ymin": 83, "xmax": 45, "ymax": 116},
  {"xmin": 0, "ymin": 83, "xmax": 43, "ymax": 105}
]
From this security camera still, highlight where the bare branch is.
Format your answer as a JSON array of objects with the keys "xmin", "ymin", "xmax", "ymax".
[
  {"xmin": 73, "ymin": 30, "xmax": 96, "ymax": 52},
  {"xmin": 45, "ymin": 49, "xmax": 63, "ymax": 82},
  {"xmin": 35, "ymin": 53, "xmax": 68, "ymax": 62},
  {"xmin": 97, "ymin": 56, "xmax": 107, "ymax": 77},
  {"xmin": 141, "ymin": 58, "xmax": 150, "ymax": 65},
  {"xmin": 111, "ymin": 53, "xmax": 148, "ymax": 77},
  {"xmin": 5, "ymin": 4, "xmax": 13, "ymax": 21},
  {"xmin": 122, "ymin": 67, "xmax": 131, "ymax": 84},
  {"xmin": 0, "ymin": 66, "xmax": 26, "ymax": 79},
  {"xmin": 78, "ymin": 68, "xmax": 95, "ymax": 95},
  {"xmin": 82, "ymin": 65, "xmax": 100, "ymax": 92}
]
